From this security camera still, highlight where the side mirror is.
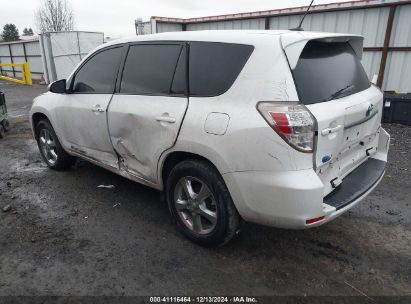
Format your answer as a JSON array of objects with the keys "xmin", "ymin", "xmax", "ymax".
[{"xmin": 48, "ymin": 79, "xmax": 67, "ymax": 94}]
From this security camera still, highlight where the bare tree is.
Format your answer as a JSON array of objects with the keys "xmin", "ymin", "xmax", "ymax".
[{"xmin": 36, "ymin": 0, "xmax": 75, "ymax": 33}]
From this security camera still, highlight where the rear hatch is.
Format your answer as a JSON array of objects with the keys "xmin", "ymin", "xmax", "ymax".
[{"xmin": 281, "ymin": 32, "xmax": 383, "ymax": 197}]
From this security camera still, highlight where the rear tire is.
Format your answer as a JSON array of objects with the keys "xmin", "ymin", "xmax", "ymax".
[
  {"xmin": 36, "ymin": 120, "xmax": 75, "ymax": 171},
  {"xmin": 166, "ymin": 159, "xmax": 240, "ymax": 247},
  {"xmin": 0, "ymin": 125, "xmax": 4, "ymax": 139}
]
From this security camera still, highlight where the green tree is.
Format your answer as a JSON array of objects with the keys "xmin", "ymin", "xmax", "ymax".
[
  {"xmin": 1, "ymin": 24, "xmax": 20, "ymax": 41},
  {"xmin": 22, "ymin": 27, "xmax": 34, "ymax": 36}
]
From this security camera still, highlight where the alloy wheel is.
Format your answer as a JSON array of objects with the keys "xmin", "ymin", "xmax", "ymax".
[
  {"xmin": 39, "ymin": 129, "xmax": 58, "ymax": 165},
  {"xmin": 174, "ymin": 176, "xmax": 218, "ymax": 235}
]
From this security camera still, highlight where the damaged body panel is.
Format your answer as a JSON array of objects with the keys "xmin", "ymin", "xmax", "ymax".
[{"xmin": 108, "ymin": 95, "xmax": 188, "ymax": 183}]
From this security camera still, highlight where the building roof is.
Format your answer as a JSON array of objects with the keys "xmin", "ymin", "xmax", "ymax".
[
  {"xmin": 150, "ymin": 0, "xmax": 410, "ymax": 23},
  {"xmin": 0, "ymin": 37, "xmax": 39, "ymax": 45}
]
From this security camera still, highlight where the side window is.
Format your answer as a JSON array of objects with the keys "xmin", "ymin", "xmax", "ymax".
[
  {"xmin": 120, "ymin": 44, "xmax": 185, "ymax": 95},
  {"xmin": 189, "ymin": 42, "xmax": 254, "ymax": 97},
  {"xmin": 170, "ymin": 46, "xmax": 187, "ymax": 95},
  {"xmin": 72, "ymin": 47, "xmax": 123, "ymax": 93}
]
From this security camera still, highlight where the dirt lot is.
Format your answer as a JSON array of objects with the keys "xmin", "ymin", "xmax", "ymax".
[{"xmin": 0, "ymin": 80, "xmax": 410, "ymax": 300}]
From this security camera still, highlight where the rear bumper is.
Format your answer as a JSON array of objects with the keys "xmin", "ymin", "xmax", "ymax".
[
  {"xmin": 320, "ymin": 168, "xmax": 385, "ymax": 225},
  {"xmin": 223, "ymin": 128, "xmax": 389, "ymax": 229},
  {"xmin": 324, "ymin": 158, "xmax": 385, "ymax": 210}
]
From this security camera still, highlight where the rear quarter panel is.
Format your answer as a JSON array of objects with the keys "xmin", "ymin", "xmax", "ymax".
[{"xmin": 158, "ymin": 34, "xmax": 314, "ymax": 187}]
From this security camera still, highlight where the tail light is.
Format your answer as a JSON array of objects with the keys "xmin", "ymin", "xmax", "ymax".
[{"xmin": 257, "ymin": 102, "xmax": 315, "ymax": 153}]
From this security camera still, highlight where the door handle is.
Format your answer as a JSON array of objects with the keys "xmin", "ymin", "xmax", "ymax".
[
  {"xmin": 91, "ymin": 105, "xmax": 105, "ymax": 113},
  {"xmin": 156, "ymin": 116, "xmax": 176, "ymax": 123},
  {"xmin": 321, "ymin": 125, "xmax": 342, "ymax": 136},
  {"xmin": 92, "ymin": 108, "xmax": 105, "ymax": 113}
]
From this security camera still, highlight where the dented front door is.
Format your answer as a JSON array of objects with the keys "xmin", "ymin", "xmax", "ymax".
[{"xmin": 107, "ymin": 42, "xmax": 188, "ymax": 183}]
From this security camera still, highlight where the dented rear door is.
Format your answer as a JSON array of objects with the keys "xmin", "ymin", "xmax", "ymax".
[{"xmin": 108, "ymin": 42, "xmax": 188, "ymax": 183}]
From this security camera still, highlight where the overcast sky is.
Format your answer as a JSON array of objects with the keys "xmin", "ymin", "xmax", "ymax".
[{"xmin": 4, "ymin": 0, "xmax": 350, "ymax": 38}]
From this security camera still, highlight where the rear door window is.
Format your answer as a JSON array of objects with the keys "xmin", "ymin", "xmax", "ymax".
[
  {"xmin": 120, "ymin": 44, "xmax": 184, "ymax": 96},
  {"xmin": 189, "ymin": 42, "xmax": 254, "ymax": 97},
  {"xmin": 293, "ymin": 41, "xmax": 370, "ymax": 105}
]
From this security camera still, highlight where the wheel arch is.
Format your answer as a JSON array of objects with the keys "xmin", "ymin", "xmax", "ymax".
[
  {"xmin": 31, "ymin": 112, "xmax": 50, "ymax": 139},
  {"xmin": 160, "ymin": 151, "xmax": 223, "ymax": 190}
]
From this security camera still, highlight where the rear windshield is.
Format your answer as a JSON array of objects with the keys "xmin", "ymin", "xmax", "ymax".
[{"xmin": 293, "ymin": 41, "xmax": 370, "ymax": 105}]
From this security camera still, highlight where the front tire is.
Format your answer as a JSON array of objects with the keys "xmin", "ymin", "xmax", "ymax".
[
  {"xmin": 0, "ymin": 124, "xmax": 5, "ymax": 139},
  {"xmin": 36, "ymin": 120, "xmax": 75, "ymax": 171},
  {"xmin": 166, "ymin": 160, "xmax": 240, "ymax": 247}
]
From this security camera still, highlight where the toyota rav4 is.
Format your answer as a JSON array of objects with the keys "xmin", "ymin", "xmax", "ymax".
[{"xmin": 30, "ymin": 30, "xmax": 390, "ymax": 246}]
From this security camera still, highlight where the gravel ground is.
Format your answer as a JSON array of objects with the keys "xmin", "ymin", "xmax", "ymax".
[
  {"xmin": 0, "ymin": 81, "xmax": 410, "ymax": 300},
  {"xmin": 0, "ymin": 81, "xmax": 46, "ymax": 117}
]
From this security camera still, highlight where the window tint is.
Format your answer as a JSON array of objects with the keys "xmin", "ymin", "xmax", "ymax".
[
  {"xmin": 72, "ymin": 47, "xmax": 123, "ymax": 93},
  {"xmin": 189, "ymin": 42, "xmax": 254, "ymax": 97},
  {"xmin": 120, "ymin": 44, "xmax": 184, "ymax": 95},
  {"xmin": 293, "ymin": 41, "xmax": 370, "ymax": 105},
  {"xmin": 170, "ymin": 46, "xmax": 187, "ymax": 95}
]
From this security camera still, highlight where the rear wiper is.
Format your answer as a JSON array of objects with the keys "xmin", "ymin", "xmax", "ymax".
[{"xmin": 324, "ymin": 84, "xmax": 355, "ymax": 102}]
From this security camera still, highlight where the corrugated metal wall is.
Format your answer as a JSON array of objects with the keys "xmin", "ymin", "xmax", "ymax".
[
  {"xmin": 391, "ymin": 4, "xmax": 411, "ymax": 46},
  {"xmin": 142, "ymin": 21, "xmax": 153, "ymax": 35},
  {"xmin": 149, "ymin": 1, "xmax": 411, "ymax": 92},
  {"xmin": 186, "ymin": 18, "xmax": 265, "ymax": 30},
  {"xmin": 0, "ymin": 39, "xmax": 44, "ymax": 81},
  {"xmin": 269, "ymin": 7, "xmax": 389, "ymax": 46},
  {"xmin": 266, "ymin": 4, "xmax": 410, "ymax": 92},
  {"xmin": 362, "ymin": 52, "xmax": 383, "ymax": 83},
  {"xmin": 157, "ymin": 22, "xmax": 183, "ymax": 33},
  {"xmin": 267, "ymin": 6, "xmax": 391, "ymax": 89},
  {"xmin": 386, "ymin": 4, "xmax": 411, "ymax": 92}
]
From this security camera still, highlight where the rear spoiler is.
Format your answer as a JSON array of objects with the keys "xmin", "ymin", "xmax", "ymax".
[{"xmin": 280, "ymin": 32, "xmax": 364, "ymax": 69}]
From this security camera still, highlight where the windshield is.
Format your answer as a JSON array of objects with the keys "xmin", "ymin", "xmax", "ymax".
[{"xmin": 292, "ymin": 41, "xmax": 370, "ymax": 105}]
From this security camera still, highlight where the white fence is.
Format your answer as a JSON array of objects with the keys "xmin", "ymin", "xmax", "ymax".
[
  {"xmin": 39, "ymin": 31, "xmax": 104, "ymax": 83},
  {"xmin": 0, "ymin": 31, "xmax": 104, "ymax": 84}
]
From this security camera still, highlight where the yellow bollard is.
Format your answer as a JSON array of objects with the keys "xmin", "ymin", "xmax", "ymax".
[
  {"xmin": 0, "ymin": 62, "xmax": 32, "ymax": 85},
  {"xmin": 23, "ymin": 62, "xmax": 32, "ymax": 85}
]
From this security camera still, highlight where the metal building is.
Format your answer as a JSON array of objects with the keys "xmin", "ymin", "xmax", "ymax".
[
  {"xmin": 0, "ymin": 38, "xmax": 43, "ymax": 81},
  {"xmin": 137, "ymin": 0, "xmax": 411, "ymax": 92}
]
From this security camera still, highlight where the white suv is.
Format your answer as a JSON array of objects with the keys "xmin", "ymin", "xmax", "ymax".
[{"xmin": 30, "ymin": 30, "xmax": 390, "ymax": 246}]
